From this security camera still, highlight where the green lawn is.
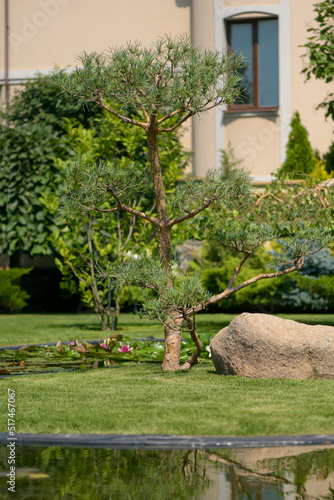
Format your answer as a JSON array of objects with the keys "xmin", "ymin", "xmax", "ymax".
[
  {"xmin": 1, "ymin": 364, "xmax": 334, "ymax": 436},
  {"xmin": 1, "ymin": 312, "xmax": 334, "ymax": 436}
]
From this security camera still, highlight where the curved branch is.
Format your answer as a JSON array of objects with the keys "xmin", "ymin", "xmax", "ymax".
[
  {"xmin": 168, "ymin": 199, "xmax": 214, "ymax": 227},
  {"xmin": 225, "ymin": 252, "xmax": 252, "ymax": 290},
  {"xmin": 77, "ymin": 203, "xmax": 118, "ymax": 213},
  {"xmin": 191, "ymin": 261, "xmax": 304, "ymax": 315},
  {"xmin": 97, "ymin": 99, "xmax": 147, "ymax": 129},
  {"xmin": 180, "ymin": 313, "xmax": 202, "ymax": 370},
  {"xmin": 158, "ymin": 111, "xmax": 195, "ymax": 132},
  {"xmin": 157, "ymin": 107, "xmax": 186, "ymax": 125},
  {"xmin": 134, "ymin": 95, "xmax": 149, "ymax": 121},
  {"xmin": 108, "ymin": 189, "xmax": 159, "ymax": 226}
]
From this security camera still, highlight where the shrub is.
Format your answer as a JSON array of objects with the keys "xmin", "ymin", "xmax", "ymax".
[
  {"xmin": 279, "ymin": 111, "xmax": 316, "ymax": 177},
  {"xmin": 0, "ymin": 268, "xmax": 32, "ymax": 312}
]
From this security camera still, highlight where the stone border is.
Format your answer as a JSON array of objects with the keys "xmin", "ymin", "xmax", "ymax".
[
  {"xmin": 1, "ymin": 433, "xmax": 334, "ymax": 450},
  {"xmin": 0, "ymin": 338, "xmax": 165, "ymax": 351}
]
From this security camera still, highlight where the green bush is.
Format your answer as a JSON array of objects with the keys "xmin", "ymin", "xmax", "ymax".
[{"xmin": 0, "ymin": 268, "xmax": 32, "ymax": 312}]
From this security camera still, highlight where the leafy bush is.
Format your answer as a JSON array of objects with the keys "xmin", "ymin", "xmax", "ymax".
[
  {"xmin": 0, "ymin": 268, "xmax": 31, "ymax": 312},
  {"xmin": 310, "ymin": 151, "xmax": 333, "ymax": 181},
  {"xmin": 0, "ymin": 73, "xmax": 101, "ymax": 260}
]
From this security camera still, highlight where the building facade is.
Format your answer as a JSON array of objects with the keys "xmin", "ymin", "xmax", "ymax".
[{"xmin": 1, "ymin": 0, "xmax": 333, "ymax": 180}]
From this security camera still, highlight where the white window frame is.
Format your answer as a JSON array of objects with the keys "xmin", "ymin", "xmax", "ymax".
[{"xmin": 213, "ymin": 0, "xmax": 291, "ymax": 174}]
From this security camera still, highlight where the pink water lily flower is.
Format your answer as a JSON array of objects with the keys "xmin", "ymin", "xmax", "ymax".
[{"xmin": 118, "ymin": 344, "xmax": 133, "ymax": 353}]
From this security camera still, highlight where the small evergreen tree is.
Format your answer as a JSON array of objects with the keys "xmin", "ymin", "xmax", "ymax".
[
  {"xmin": 279, "ymin": 111, "xmax": 316, "ymax": 177},
  {"xmin": 55, "ymin": 35, "xmax": 334, "ymax": 372}
]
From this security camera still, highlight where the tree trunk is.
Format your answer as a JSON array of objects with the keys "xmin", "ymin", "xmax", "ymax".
[
  {"xmin": 161, "ymin": 317, "xmax": 183, "ymax": 371},
  {"xmin": 146, "ymin": 117, "xmax": 183, "ymax": 370},
  {"xmin": 98, "ymin": 310, "xmax": 110, "ymax": 331},
  {"xmin": 146, "ymin": 117, "xmax": 172, "ymax": 267}
]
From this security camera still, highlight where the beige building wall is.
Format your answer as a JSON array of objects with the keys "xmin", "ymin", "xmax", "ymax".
[
  {"xmin": 224, "ymin": 114, "xmax": 281, "ymax": 177},
  {"xmin": 191, "ymin": 0, "xmax": 216, "ymax": 176},
  {"xmin": 1, "ymin": 0, "xmax": 191, "ymax": 71}
]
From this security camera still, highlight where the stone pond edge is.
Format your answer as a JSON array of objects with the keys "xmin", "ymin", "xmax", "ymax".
[{"xmin": 1, "ymin": 432, "xmax": 334, "ymax": 449}]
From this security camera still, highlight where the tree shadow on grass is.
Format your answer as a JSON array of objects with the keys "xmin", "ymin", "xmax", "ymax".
[
  {"xmin": 43, "ymin": 323, "xmax": 103, "ymax": 333},
  {"xmin": 206, "ymin": 369, "xmax": 219, "ymax": 375}
]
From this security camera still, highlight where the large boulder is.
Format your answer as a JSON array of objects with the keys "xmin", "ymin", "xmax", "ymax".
[{"xmin": 210, "ymin": 313, "xmax": 334, "ymax": 379}]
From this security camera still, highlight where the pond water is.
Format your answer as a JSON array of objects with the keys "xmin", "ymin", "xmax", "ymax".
[{"xmin": 1, "ymin": 444, "xmax": 334, "ymax": 499}]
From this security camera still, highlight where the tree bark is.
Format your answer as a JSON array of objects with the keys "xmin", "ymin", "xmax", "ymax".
[
  {"xmin": 146, "ymin": 116, "xmax": 172, "ymax": 268},
  {"xmin": 161, "ymin": 317, "xmax": 183, "ymax": 371},
  {"xmin": 180, "ymin": 314, "xmax": 202, "ymax": 370},
  {"xmin": 146, "ymin": 115, "xmax": 183, "ymax": 370}
]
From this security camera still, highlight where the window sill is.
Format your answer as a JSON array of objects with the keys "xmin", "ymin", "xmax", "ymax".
[{"xmin": 224, "ymin": 107, "xmax": 279, "ymax": 118}]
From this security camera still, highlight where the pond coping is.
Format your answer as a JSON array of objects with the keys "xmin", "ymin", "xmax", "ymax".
[
  {"xmin": 0, "ymin": 338, "xmax": 166, "ymax": 351},
  {"xmin": 0, "ymin": 432, "xmax": 334, "ymax": 450}
]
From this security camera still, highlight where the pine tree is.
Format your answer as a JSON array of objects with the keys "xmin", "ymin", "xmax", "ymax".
[{"xmin": 55, "ymin": 36, "xmax": 333, "ymax": 371}]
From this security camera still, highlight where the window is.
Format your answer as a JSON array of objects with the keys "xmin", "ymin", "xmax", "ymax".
[{"xmin": 227, "ymin": 17, "xmax": 279, "ymax": 111}]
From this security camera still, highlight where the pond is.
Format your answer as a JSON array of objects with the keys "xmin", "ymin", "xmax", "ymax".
[
  {"xmin": 0, "ymin": 334, "xmax": 212, "ymax": 376},
  {"xmin": 1, "ymin": 444, "xmax": 334, "ymax": 499}
]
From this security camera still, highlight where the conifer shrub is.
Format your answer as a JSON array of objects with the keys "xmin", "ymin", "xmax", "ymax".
[{"xmin": 279, "ymin": 111, "xmax": 316, "ymax": 177}]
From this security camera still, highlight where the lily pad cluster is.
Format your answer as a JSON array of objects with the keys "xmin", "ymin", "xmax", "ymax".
[{"xmin": 0, "ymin": 333, "xmax": 212, "ymax": 376}]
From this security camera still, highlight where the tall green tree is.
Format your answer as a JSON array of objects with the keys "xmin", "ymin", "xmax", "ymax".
[
  {"xmin": 301, "ymin": 0, "xmax": 334, "ymax": 121},
  {"xmin": 56, "ymin": 35, "xmax": 333, "ymax": 371}
]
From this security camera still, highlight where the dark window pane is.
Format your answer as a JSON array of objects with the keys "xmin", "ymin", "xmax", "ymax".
[
  {"xmin": 258, "ymin": 19, "xmax": 279, "ymax": 106},
  {"xmin": 230, "ymin": 23, "xmax": 253, "ymax": 104}
]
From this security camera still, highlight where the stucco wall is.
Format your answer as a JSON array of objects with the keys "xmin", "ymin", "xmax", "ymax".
[
  {"xmin": 224, "ymin": 114, "xmax": 280, "ymax": 178},
  {"xmin": 1, "ymin": 0, "xmax": 191, "ymax": 71},
  {"xmin": 191, "ymin": 0, "xmax": 216, "ymax": 176}
]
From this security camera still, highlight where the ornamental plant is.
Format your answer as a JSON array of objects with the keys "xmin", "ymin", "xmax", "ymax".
[{"xmin": 55, "ymin": 35, "xmax": 334, "ymax": 372}]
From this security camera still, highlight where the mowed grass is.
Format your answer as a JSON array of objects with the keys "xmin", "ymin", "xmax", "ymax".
[
  {"xmin": 1, "ymin": 364, "xmax": 334, "ymax": 436},
  {"xmin": 1, "ymin": 312, "xmax": 334, "ymax": 436}
]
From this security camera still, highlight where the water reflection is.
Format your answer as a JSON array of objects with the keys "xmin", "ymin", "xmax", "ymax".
[{"xmin": 0, "ymin": 445, "xmax": 334, "ymax": 499}]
